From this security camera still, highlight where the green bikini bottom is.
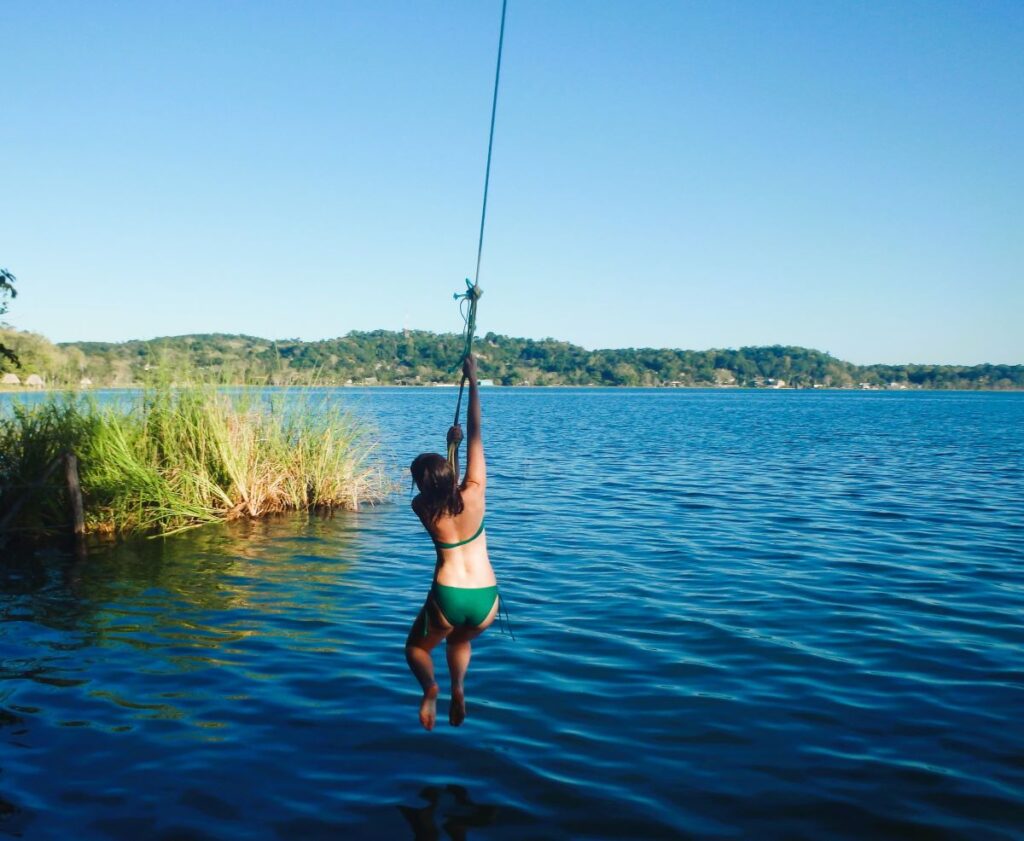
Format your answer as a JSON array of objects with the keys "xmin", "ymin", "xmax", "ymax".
[{"xmin": 422, "ymin": 583, "xmax": 514, "ymax": 639}]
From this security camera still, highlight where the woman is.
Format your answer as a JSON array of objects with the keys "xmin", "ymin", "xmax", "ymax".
[{"xmin": 406, "ymin": 354, "xmax": 499, "ymax": 730}]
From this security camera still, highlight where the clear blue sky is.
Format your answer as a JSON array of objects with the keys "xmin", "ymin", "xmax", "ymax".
[{"xmin": 2, "ymin": 1, "xmax": 1021, "ymax": 365}]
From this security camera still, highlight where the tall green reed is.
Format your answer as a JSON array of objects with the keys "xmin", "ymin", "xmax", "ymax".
[{"xmin": 0, "ymin": 383, "xmax": 388, "ymax": 539}]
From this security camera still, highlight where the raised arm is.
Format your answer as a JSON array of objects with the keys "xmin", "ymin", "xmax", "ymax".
[{"xmin": 462, "ymin": 354, "xmax": 486, "ymax": 490}]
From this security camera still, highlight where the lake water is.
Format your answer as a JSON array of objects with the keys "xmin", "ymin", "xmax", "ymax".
[{"xmin": 2, "ymin": 388, "xmax": 1023, "ymax": 839}]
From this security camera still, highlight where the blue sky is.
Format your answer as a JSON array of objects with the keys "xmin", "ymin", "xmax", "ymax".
[{"xmin": 2, "ymin": 1, "xmax": 1021, "ymax": 365}]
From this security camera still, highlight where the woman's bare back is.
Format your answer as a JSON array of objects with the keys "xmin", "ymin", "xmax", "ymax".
[{"xmin": 414, "ymin": 485, "xmax": 495, "ymax": 587}]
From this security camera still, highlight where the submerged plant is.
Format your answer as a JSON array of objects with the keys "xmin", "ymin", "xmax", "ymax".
[{"xmin": 0, "ymin": 383, "xmax": 388, "ymax": 540}]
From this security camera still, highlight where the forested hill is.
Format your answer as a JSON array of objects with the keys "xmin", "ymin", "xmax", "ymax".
[{"xmin": 1, "ymin": 328, "xmax": 1022, "ymax": 389}]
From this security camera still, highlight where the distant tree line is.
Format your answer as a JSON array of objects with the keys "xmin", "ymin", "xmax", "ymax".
[{"xmin": 0, "ymin": 328, "xmax": 1021, "ymax": 390}]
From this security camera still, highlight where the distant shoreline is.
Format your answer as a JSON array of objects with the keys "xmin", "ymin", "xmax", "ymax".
[
  {"xmin": 2, "ymin": 328, "xmax": 1022, "ymax": 390},
  {"xmin": 3, "ymin": 383, "xmax": 1023, "ymax": 395}
]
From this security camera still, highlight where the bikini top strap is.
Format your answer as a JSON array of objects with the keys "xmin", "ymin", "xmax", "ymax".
[{"xmin": 433, "ymin": 518, "xmax": 486, "ymax": 550}]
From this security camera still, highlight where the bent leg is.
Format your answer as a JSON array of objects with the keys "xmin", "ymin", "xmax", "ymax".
[
  {"xmin": 444, "ymin": 595, "xmax": 499, "ymax": 727},
  {"xmin": 445, "ymin": 638, "xmax": 471, "ymax": 727},
  {"xmin": 405, "ymin": 597, "xmax": 453, "ymax": 731}
]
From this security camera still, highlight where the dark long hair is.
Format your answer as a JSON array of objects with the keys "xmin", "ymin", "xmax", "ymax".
[{"xmin": 410, "ymin": 452, "xmax": 464, "ymax": 525}]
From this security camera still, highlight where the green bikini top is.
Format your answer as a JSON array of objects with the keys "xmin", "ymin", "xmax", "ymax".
[{"xmin": 433, "ymin": 518, "xmax": 485, "ymax": 550}]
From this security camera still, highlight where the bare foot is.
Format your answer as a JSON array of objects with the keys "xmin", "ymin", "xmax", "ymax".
[
  {"xmin": 449, "ymin": 685, "xmax": 466, "ymax": 727},
  {"xmin": 419, "ymin": 682, "xmax": 439, "ymax": 731}
]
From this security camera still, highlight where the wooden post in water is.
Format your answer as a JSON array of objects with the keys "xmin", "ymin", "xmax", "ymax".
[{"xmin": 63, "ymin": 451, "xmax": 85, "ymax": 538}]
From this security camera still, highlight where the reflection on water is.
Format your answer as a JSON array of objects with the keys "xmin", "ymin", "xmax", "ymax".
[
  {"xmin": 398, "ymin": 784, "xmax": 500, "ymax": 841},
  {"xmin": 1, "ymin": 514, "xmax": 366, "ymax": 751},
  {"xmin": 1, "ymin": 389, "xmax": 1023, "ymax": 839}
]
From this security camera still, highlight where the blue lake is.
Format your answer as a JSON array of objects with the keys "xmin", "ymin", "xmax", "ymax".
[{"xmin": 2, "ymin": 388, "xmax": 1023, "ymax": 839}]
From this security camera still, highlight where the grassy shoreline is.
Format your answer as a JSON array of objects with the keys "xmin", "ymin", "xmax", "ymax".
[{"xmin": 0, "ymin": 383, "xmax": 388, "ymax": 541}]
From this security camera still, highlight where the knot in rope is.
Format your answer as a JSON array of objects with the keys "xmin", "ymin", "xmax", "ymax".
[{"xmin": 453, "ymin": 279, "xmax": 484, "ymax": 368}]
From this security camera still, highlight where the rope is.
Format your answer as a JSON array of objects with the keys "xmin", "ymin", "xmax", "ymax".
[
  {"xmin": 473, "ymin": 0, "xmax": 508, "ymax": 290},
  {"xmin": 447, "ymin": 0, "xmax": 508, "ymax": 470}
]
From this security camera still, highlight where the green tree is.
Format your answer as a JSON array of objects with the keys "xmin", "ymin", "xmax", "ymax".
[
  {"xmin": 12, "ymin": 328, "xmax": 1017, "ymax": 389},
  {"xmin": 0, "ymin": 268, "xmax": 18, "ymax": 369}
]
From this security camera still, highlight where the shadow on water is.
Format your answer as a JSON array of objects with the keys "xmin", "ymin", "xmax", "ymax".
[
  {"xmin": 0, "ymin": 795, "xmax": 29, "ymax": 839},
  {"xmin": 397, "ymin": 784, "xmax": 500, "ymax": 841}
]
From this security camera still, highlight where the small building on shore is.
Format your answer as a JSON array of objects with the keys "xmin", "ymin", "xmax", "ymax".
[
  {"xmin": 80, "ymin": 377, "xmax": 93, "ymax": 388},
  {"xmin": 25, "ymin": 374, "xmax": 45, "ymax": 388},
  {"xmin": 1, "ymin": 373, "xmax": 20, "ymax": 386}
]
